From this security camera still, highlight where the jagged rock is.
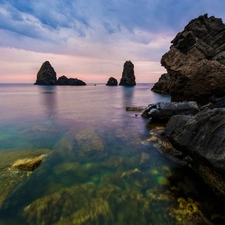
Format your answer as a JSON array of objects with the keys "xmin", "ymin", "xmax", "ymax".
[
  {"xmin": 151, "ymin": 73, "xmax": 170, "ymax": 93},
  {"xmin": 57, "ymin": 75, "xmax": 86, "ymax": 85},
  {"xmin": 141, "ymin": 101, "xmax": 199, "ymax": 122},
  {"xmin": 165, "ymin": 108, "xmax": 225, "ymax": 196},
  {"xmin": 34, "ymin": 61, "xmax": 57, "ymax": 85},
  {"xmin": 119, "ymin": 61, "xmax": 136, "ymax": 86},
  {"xmin": 155, "ymin": 14, "xmax": 225, "ymax": 104},
  {"xmin": 106, "ymin": 77, "xmax": 118, "ymax": 86}
]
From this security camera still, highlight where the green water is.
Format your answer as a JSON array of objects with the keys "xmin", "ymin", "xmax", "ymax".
[{"xmin": 0, "ymin": 84, "xmax": 224, "ymax": 225}]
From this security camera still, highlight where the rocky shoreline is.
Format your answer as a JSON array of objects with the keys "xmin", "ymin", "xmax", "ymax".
[{"xmin": 146, "ymin": 14, "xmax": 225, "ymax": 198}]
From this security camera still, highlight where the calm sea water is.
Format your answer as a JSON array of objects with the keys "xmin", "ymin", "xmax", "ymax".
[{"xmin": 0, "ymin": 83, "xmax": 224, "ymax": 225}]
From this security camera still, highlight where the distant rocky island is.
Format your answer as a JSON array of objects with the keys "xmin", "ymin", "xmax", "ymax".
[{"xmin": 34, "ymin": 61, "xmax": 86, "ymax": 86}]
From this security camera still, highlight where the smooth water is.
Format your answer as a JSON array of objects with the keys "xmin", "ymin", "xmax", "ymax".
[{"xmin": 0, "ymin": 83, "xmax": 224, "ymax": 225}]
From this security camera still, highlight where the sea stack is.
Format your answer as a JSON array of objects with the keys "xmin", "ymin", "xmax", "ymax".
[
  {"xmin": 106, "ymin": 77, "xmax": 118, "ymax": 86},
  {"xmin": 34, "ymin": 61, "xmax": 57, "ymax": 85},
  {"xmin": 119, "ymin": 61, "xmax": 136, "ymax": 86}
]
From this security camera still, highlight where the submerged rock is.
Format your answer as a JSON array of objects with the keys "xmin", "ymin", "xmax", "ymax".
[
  {"xmin": 141, "ymin": 101, "xmax": 199, "ymax": 122},
  {"xmin": 165, "ymin": 108, "xmax": 225, "ymax": 196},
  {"xmin": 57, "ymin": 75, "xmax": 86, "ymax": 85},
  {"xmin": 0, "ymin": 148, "xmax": 51, "ymax": 209},
  {"xmin": 119, "ymin": 61, "xmax": 136, "ymax": 86},
  {"xmin": 155, "ymin": 14, "xmax": 225, "ymax": 104},
  {"xmin": 34, "ymin": 61, "xmax": 57, "ymax": 85},
  {"xmin": 106, "ymin": 77, "xmax": 118, "ymax": 86}
]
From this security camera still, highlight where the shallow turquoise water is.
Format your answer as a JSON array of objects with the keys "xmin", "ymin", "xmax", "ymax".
[{"xmin": 0, "ymin": 83, "xmax": 224, "ymax": 225}]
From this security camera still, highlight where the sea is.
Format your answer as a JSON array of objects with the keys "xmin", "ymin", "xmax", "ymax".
[{"xmin": 0, "ymin": 83, "xmax": 224, "ymax": 225}]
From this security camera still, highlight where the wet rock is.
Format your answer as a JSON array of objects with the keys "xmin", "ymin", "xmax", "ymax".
[
  {"xmin": 141, "ymin": 101, "xmax": 199, "ymax": 122},
  {"xmin": 57, "ymin": 75, "xmax": 86, "ymax": 85},
  {"xmin": 165, "ymin": 108, "xmax": 225, "ymax": 196},
  {"xmin": 119, "ymin": 61, "xmax": 136, "ymax": 86},
  {"xmin": 34, "ymin": 61, "xmax": 57, "ymax": 85},
  {"xmin": 156, "ymin": 14, "xmax": 225, "ymax": 104},
  {"xmin": 126, "ymin": 107, "xmax": 145, "ymax": 111},
  {"xmin": 106, "ymin": 77, "xmax": 118, "ymax": 86}
]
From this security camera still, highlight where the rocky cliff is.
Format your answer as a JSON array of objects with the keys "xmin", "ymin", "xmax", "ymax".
[
  {"xmin": 34, "ymin": 61, "xmax": 57, "ymax": 85},
  {"xmin": 119, "ymin": 61, "xmax": 136, "ymax": 86},
  {"xmin": 153, "ymin": 14, "xmax": 225, "ymax": 104}
]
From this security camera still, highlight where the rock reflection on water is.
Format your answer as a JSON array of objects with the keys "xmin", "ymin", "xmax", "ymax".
[{"xmin": 0, "ymin": 125, "xmax": 224, "ymax": 225}]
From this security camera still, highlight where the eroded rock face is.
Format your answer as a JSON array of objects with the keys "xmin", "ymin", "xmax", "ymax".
[
  {"xmin": 119, "ymin": 61, "xmax": 136, "ymax": 86},
  {"xmin": 165, "ymin": 108, "xmax": 225, "ymax": 195},
  {"xmin": 34, "ymin": 61, "xmax": 57, "ymax": 85},
  {"xmin": 57, "ymin": 75, "xmax": 86, "ymax": 85},
  {"xmin": 106, "ymin": 77, "xmax": 118, "ymax": 86},
  {"xmin": 155, "ymin": 14, "xmax": 225, "ymax": 104}
]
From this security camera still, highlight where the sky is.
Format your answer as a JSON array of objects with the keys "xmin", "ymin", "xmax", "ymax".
[{"xmin": 1, "ymin": 0, "xmax": 225, "ymax": 83}]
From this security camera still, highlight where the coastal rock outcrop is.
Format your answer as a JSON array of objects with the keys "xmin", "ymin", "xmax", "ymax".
[
  {"xmin": 151, "ymin": 73, "xmax": 170, "ymax": 93},
  {"xmin": 165, "ymin": 108, "xmax": 225, "ymax": 195},
  {"xmin": 106, "ymin": 77, "xmax": 118, "ymax": 86},
  {"xmin": 119, "ymin": 61, "xmax": 136, "ymax": 86},
  {"xmin": 154, "ymin": 14, "xmax": 225, "ymax": 104},
  {"xmin": 57, "ymin": 75, "xmax": 86, "ymax": 85},
  {"xmin": 141, "ymin": 101, "xmax": 199, "ymax": 122},
  {"xmin": 34, "ymin": 61, "xmax": 57, "ymax": 85}
]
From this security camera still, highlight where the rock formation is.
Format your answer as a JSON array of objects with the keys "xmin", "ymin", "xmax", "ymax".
[
  {"xmin": 119, "ymin": 61, "xmax": 136, "ymax": 86},
  {"xmin": 57, "ymin": 75, "xmax": 86, "ymax": 85},
  {"xmin": 141, "ymin": 101, "xmax": 199, "ymax": 122},
  {"xmin": 151, "ymin": 73, "xmax": 170, "ymax": 93},
  {"xmin": 106, "ymin": 77, "xmax": 118, "ymax": 86},
  {"xmin": 153, "ymin": 14, "xmax": 225, "ymax": 104},
  {"xmin": 34, "ymin": 61, "xmax": 57, "ymax": 85},
  {"xmin": 165, "ymin": 108, "xmax": 225, "ymax": 196},
  {"xmin": 34, "ymin": 61, "xmax": 86, "ymax": 86}
]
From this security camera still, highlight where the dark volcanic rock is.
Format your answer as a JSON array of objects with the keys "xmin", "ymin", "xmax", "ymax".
[
  {"xmin": 34, "ymin": 61, "xmax": 57, "ymax": 85},
  {"xmin": 151, "ymin": 73, "xmax": 170, "ymax": 93},
  {"xmin": 165, "ymin": 108, "xmax": 225, "ymax": 195},
  {"xmin": 106, "ymin": 77, "xmax": 118, "ymax": 86},
  {"xmin": 119, "ymin": 61, "xmax": 136, "ymax": 86},
  {"xmin": 57, "ymin": 75, "xmax": 86, "ymax": 85},
  {"xmin": 141, "ymin": 101, "xmax": 199, "ymax": 122},
  {"xmin": 156, "ymin": 14, "xmax": 225, "ymax": 104}
]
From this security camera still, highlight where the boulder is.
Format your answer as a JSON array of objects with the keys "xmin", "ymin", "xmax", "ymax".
[
  {"xmin": 57, "ymin": 75, "xmax": 86, "ymax": 85},
  {"xmin": 165, "ymin": 108, "xmax": 225, "ymax": 195},
  {"xmin": 119, "ymin": 61, "xmax": 136, "ymax": 86},
  {"xmin": 34, "ymin": 61, "xmax": 57, "ymax": 85},
  {"xmin": 155, "ymin": 14, "xmax": 225, "ymax": 104},
  {"xmin": 141, "ymin": 101, "xmax": 199, "ymax": 122},
  {"xmin": 151, "ymin": 73, "xmax": 170, "ymax": 93},
  {"xmin": 106, "ymin": 77, "xmax": 118, "ymax": 86}
]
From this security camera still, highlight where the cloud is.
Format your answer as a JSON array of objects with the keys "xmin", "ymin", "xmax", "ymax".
[{"xmin": 1, "ymin": 0, "xmax": 225, "ymax": 82}]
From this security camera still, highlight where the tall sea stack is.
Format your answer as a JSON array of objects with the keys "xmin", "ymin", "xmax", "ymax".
[
  {"xmin": 34, "ymin": 61, "xmax": 57, "ymax": 85},
  {"xmin": 119, "ymin": 61, "xmax": 136, "ymax": 86}
]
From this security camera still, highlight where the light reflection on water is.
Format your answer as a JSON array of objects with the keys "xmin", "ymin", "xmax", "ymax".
[{"xmin": 0, "ymin": 83, "xmax": 224, "ymax": 225}]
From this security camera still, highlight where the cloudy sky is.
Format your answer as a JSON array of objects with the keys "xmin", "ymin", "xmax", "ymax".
[{"xmin": 1, "ymin": 0, "xmax": 225, "ymax": 83}]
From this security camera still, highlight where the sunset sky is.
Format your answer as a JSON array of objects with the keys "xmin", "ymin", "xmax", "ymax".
[{"xmin": 1, "ymin": 0, "xmax": 225, "ymax": 83}]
